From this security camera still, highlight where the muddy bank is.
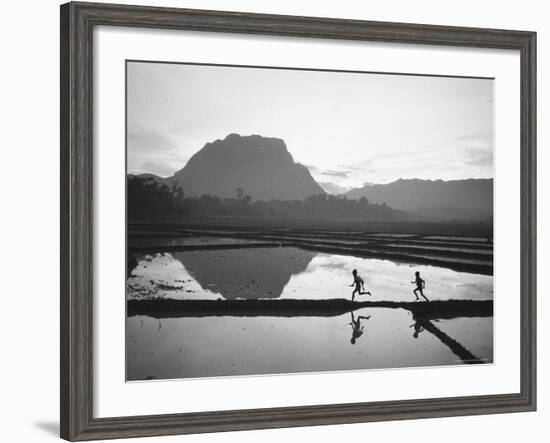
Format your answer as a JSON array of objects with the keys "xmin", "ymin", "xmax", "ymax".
[
  {"xmin": 129, "ymin": 219, "xmax": 493, "ymax": 238},
  {"xmin": 129, "ymin": 241, "xmax": 281, "ymax": 253},
  {"xmin": 127, "ymin": 298, "xmax": 493, "ymax": 319}
]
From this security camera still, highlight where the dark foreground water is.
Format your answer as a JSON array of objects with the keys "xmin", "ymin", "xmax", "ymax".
[{"xmin": 126, "ymin": 245, "xmax": 493, "ymax": 381}]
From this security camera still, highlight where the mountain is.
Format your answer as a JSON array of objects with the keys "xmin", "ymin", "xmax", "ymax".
[
  {"xmin": 164, "ymin": 134, "xmax": 324, "ymax": 200},
  {"xmin": 345, "ymin": 178, "xmax": 493, "ymax": 221},
  {"xmin": 318, "ymin": 182, "xmax": 352, "ymax": 195}
]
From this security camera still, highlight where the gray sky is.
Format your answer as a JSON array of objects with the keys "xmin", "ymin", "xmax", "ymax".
[{"xmin": 127, "ymin": 61, "xmax": 493, "ymax": 187}]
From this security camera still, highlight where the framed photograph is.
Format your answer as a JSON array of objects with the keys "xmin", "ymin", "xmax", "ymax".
[{"xmin": 60, "ymin": 1, "xmax": 536, "ymax": 441}]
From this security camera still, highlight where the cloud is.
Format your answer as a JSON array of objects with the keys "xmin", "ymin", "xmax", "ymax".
[
  {"xmin": 321, "ymin": 169, "xmax": 350, "ymax": 178},
  {"xmin": 318, "ymin": 181, "xmax": 352, "ymax": 195},
  {"xmin": 452, "ymin": 133, "xmax": 493, "ymax": 168},
  {"xmin": 463, "ymin": 147, "xmax": 493, "ymax": 166},
  {"xmin": 306, "ymin": 164, "xmax": 352, "ymax": 178},
  {"xmin": 128, "ymin": 127, "xmax": 178, "ymax": 153},
  {"xmin": 127, "ymin": 125, "xmax": 196, "ymax": 176},
  {"xmin": 137, "ymin": 161, "xmax": 176, "ymax": 177},
  {"xmin": 454, "ymin": 133, "xmax": 492, "ymax": 146},
  {"xmin": 349, "ymin": 147, "xmax": 473, "ymax": 184},
  {"xmin": 303, "ymin": 164, "xmax": 319, "ymax": 173}
]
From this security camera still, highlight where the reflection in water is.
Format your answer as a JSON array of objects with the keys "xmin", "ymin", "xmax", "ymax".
[
  {"xmin": 349, "ymin": 311, "xmax": 371, "ymax": 345},
  {"xmin": 127, "ymin": 247, "xmax": 315, "ymax": 300},
  {"xmin": 127, "ymin": 307, "xmax": 493, "ymax": 380},
  {"xmin": 126, "ymin": 245, "xmax": 493, "ymax": 380},
  {"xmin": 410, "ymin": 319, "xmax": 425, "ymax": 339},
  {"xmin": 173, "ymin": 247, "xmax": 315, "ymax": 299},
  {"xmin": 415, "ymin": 316, "xmax": 484, "ymax": 364},
  {"xmin": 432, "ymin": 317, "xmax": 493, "ymax": 362},
  {"xmin": 127, "ymin": 247, "xmax": 493, "ymax": 302}
]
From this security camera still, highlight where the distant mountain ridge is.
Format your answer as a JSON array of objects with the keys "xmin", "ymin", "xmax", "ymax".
[
  {"xmin": 130, "ymin": 133, "xmax": 492, "ymax": 221},
  {"xmin": 345, "ymin": 178, "xmax": 493, "ymax": 221},
  {"xmin": 143, "ymin": 134, "xmax": 324, "ymax": 201}
]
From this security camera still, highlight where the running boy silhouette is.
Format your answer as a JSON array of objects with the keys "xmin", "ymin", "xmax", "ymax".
[
  {"xmin": 350, "ymin": 269, "xmax": 371, "ymax": 301},
  {"xmin": 349, "ymin": 311, "xmax": 371, "ymax": 345},
  {"xmin": 409, "ymin": 320, "xmax": 425, "ymax": 338},
  {"xmin": 412, "ymin": 271, "xmax": 429, "ymax": 302}
]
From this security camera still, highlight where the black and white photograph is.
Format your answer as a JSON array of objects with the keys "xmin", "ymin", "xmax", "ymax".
[
  {"xmin": 0, "ymin": 0, "xmax": 544, "ymax": 441},
  {"xmin": 125, "ymin": 61, "xmax": 494, "ymax": 381}
]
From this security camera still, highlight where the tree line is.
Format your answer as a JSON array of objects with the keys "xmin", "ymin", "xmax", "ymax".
[{"xmin": 127, "ymin": 176, "xmax": 399, "ymax": 221}]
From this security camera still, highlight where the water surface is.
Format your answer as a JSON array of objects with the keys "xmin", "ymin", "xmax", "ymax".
[
  {"xmin": 126, "ymin": 245, "xmax": 493, "ymax": 381},
  {"xmin": 127, "ymin": 247, "xmax": 492, "ymax": 302}
]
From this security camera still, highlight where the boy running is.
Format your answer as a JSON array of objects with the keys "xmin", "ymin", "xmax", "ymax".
[
  {"xmin": 412, "ymin": 271, "xmax": 429, "ymax": 302},
  {"xmin": 350, "ymin": 269, "xmax": 371, "ymax": 301}
]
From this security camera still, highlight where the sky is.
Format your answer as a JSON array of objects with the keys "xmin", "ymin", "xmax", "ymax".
[{"xmin": 127, "ymin": 61, "xmax": 493, "ymax": 187}]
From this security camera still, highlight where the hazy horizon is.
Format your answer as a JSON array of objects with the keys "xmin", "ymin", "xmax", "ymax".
[{"xmin": 127, "ymin": 61, "xmax": 494, "ymax": 187}]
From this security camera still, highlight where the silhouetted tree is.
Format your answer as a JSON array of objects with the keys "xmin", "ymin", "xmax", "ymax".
[{"xmin": 128, "ymin": 176, "xmax": 399, "ymax": 222}]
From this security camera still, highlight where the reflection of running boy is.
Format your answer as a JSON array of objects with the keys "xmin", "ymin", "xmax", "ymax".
[
  {"xmin": 350, "ymin": 269, "xmax": 371, "ymax": 301},
  {"xmin": 412, "ymin": 271, "xmax": 429, "ymax": 302},
  {"xmin": 349, "ymin": 311, "xmax": 371, "ymax": 345},
  {"xmin": 410, "ymin": 320, "xmax": 425, "ymax": 338}
]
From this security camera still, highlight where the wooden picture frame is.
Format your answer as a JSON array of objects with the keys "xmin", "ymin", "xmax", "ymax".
[{"xmin": 60, "ymin": 1, "xmax": 536, "ymax": 440}]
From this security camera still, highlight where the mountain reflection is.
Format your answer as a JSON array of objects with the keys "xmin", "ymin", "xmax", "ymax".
[{"xmin": 172, "ymin": 247, "xmax": 315, "ymax": 299}]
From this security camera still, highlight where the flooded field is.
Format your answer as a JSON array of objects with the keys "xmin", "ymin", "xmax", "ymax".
[
  {"xmin": 126, "ymin": 237, "xmax": 493, "ymax": 381},
  {"xmin": 127, "ymin": 247, "xmax": 492, "ymax": 302}
]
